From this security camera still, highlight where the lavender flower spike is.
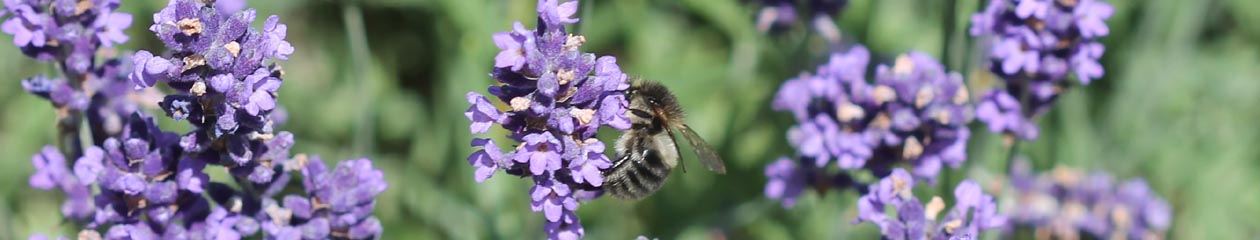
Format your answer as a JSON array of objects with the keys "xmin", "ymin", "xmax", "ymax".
[
  {"xmin": 260, "ymin": 156, "xmax": 387, "ymax": 240},
  {"xmin": 969, "ymin": 0, "xmax": 1114, "ymax": 140},
  {"xmin": 1003, "ymin": 159, "xmax": 1173, "ymax": 239},
  {"xmin": 764, "ymin": 46, "xmax": 974, "ymax": 208},
  {"xmin": 135, "ymin": 0, "xmax": 297, "ymax": 184},
  {"xmin": 854, "ymin": 168, "xmax": 1007, "ymax": 239},
  {"xmin": 467, "ymin": 0, "xmax": 629, "ymax": 238}
]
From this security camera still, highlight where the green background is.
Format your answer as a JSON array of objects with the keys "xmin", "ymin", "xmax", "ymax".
[{"xmin": 1, "ymin": 0, "xmax": 1258, "ymax": 239}]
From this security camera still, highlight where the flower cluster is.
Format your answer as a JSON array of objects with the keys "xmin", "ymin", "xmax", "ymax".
[
  {"xmin": 969, "ymin": 0, "xmax": 1113, "ymax": 140},
  {"xmin": 1002, "ymin": 159, "xmax": 1171, "ymax": 239},
  {"xmin": 4, "ymin": 0, "xmax": 141, "ymax": 158},
  {"xmin": 258, "ymin": 156, "xmax": 388, "ymax": 239},
  {"xmin": 132, "ymin": 0, "xmax": 295, "ymax": 183},
  {"xmin": 2, "ymin": 0, "xmax": 132, "ymax": 71},
  {"xmin": 18, "ymin": 1, "xmax": 387, "ymax": 239},
  {"xmin": 465, "ymin": 0, "xmax": 631, "ymax": 238},
  {"xmin": 765, "ymin": 45, "xmax": 973, "ymax": 207},
  {"xmin": 854, "ymin": 169, "xmax": 1007, "ymax": 239},
  {"xmin": 29, "ymin": 145, "xmax": 94, "ymax": 220},
  {"xmin": 754, "ymin": 0, "xmax": 847, "ymax": 42}
]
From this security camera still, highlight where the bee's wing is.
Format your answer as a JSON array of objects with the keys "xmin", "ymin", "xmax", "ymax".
[
  {"xmin": 664, "ymin": 127, "xmax": 687, "ymax": 173},
  {"xmin": 676, "ymin": 124, "xmax": 726, "ymax": 174}
]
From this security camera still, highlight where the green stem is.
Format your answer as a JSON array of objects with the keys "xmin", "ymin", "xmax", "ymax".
[
  {"xmin": 1007, "ymin": 79, "xmax": 1032, "ymax": 173},
  {"xmin": 343, "ymin": 3, "xmax": 375, "ymax": 156},
  {"xmin": 942, "ymin": 0, "xmax": 957, "ymax": 70},
  {"xmin": 576, "ymin": 0, "xmax": 594, "ymax": 34},
  {"xmin": 1005, "ymin": 137, "xmax": 1021, "ymax": 174}
]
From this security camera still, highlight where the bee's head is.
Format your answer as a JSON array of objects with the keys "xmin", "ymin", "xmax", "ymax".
[{"xmin": 628, "ymin": 80, "xmax": 684, "ymax": 121}]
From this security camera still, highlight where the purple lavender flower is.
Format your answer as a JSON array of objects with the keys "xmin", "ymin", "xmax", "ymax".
[
  {"xmin": 9, "ymin": 0, "xmax": 388, "ymax": 238},
  {"xmin": 4, "ymin": 0, "xmax": 145, "ymax": 176},
  {"xmin": 975, "ymin": 90, "xmax": 1037, "ymax": 140},
  {"xmin": 1, "ymin": 3, "xmax": 50, "ymax": 47},
  {"xmin": 1003, "ymin": 159, "xmax": 1172, "ymax": 239},
  {"xmin": 215, "ymin": 0, "xmax": 248, "ymax": 15},
  {"xmin": 467, "ymin": 0, "xmax": 629, "ymax": 238},
  {"xmin": 869, "ymin": 52, "xmax": 973, "ymax": 181},
  {"xmin": 764, "ymin": 157, "xmax": 807, "ymax": 208},
  {"xmin": 76, "ymin": 113, "xmax": 203, "ymax": 229},
  {"xmin": 22, "ymin": 75, "xmax": 89, "ymax": 110},
  {"xmin": 753, "ymin": 0, "xmax": 847, "ymax": 42},
  {"xmin": 765, "ymin": 46, "xmax": 975, "ymax": 208},
  {"xmin": 771, "ymin": 46, "xmax": 874, "ymax": 171},
  {"xmin": 969, "ymin": 0, "xmax": 1114, "ymax": 140},
  {"xmin": 14, "ymin": 1, "xmax": 390, "ymax": 239},
  {"xmin": 29, "ymin": 145, "xmax": 95, "ymax": 220},
  {"xmin": 260, "ymin": 156, "xmax": 388, "ymax": 240},
  {"xmin": 133, "ymin": 0, "xmax": 296, "ymax": 183},
  {"xmin": 1, "ymin": 0, "xmax": 133, "ymax": 65},
  {"xmin": 854, "ymin": 169, "xmax": 1007, "ymax": 239}
]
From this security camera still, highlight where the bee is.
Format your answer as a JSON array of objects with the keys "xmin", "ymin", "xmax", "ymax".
[{"xmin": 602, "ymin": 80, "xmax": 726, "ymax": 200}]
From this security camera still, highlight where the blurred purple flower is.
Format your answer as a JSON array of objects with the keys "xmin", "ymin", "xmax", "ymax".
[
  {"xmin": 1003, "ymin": 159, "xmax": 1173, "ymax": 239},
  {"xmin": 969, "ymin": 0, "xmax": 1114, "ymax": 140},
  {"xmin": 766, "ymin": 46, "xmax": 975, "ymax": 208},
  {"xmin": 855, "ymin": 169, "xmax": 1006, "ymax": 239},
  {"xmin": 22, "ymin": 75, "xmax": 89, "ymax": 110},
  {"xmin": 975, "ymin": 90, "xmax": 1038, "ymax": 140},
  {"xmin": 96, "ymin": 10, "xmax": 133, "ymax": 48},
  {"xmin": 1075, "ymin": 0, "xmax": 1114, "ymax": 39},
  {"xmin": 261, "ymin": 156, "xmax": 387, "ymax": 240},
  {"xmin": 2, "ymin": 0, "xmax": 132, "ymax": 64},
  {"xmin": 1, "ymin": 4, "xmax": 50, "ymax": 47},
  {"xmin": 753, "ymin": 0, "xmax": 847, "ymax": 42},
  {"xmin": 215, "ymin": 0, "xmax": 248, "ymax": 15},
  {"xmin": 870, "ymin": 52, "xmax": 973, "ymax": 181},
  {"xmin": 29, "ymin": 145, "xmax": 96, "ymax": 220},
  {"xmin": 772, "ymin": 46, "xmax": 876, "ymax": 173},
  {"xmin": 764, "ymin": 157, "xmax": 806, "ymax": 208}
]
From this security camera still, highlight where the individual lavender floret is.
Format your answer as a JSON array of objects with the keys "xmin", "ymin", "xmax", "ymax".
[
  {"xmin": 22, "ymin": 75, "xmax": 89, "ymax": 110},
  {"xmin": 854, "ymin": 169, "xmax": 1007, "ymax": 239},
  {"xmin": 764, "ymin": 157, "xmax": 807, "ymax": 208},
  {"xmin": 466, "ymin": 0, "xmax": 630, "ymax": 239},
  {"xmin": 1002, "ymin": 159, "xmax": 1172, "ymax": 239},
  {"xmin": 132, "ymin": 0, "xmax": 295, "ymax": 185},
  {"xmin": 974, "ymin": 90, "xmax": 1037, "ymax": 140},
  {"xmin": 259, "ymin": 156, "xmax": 388, "ymax": 240},
  {"xmin": 969, "ymin": 0, "xmax": 1113, "ymax": 140}
]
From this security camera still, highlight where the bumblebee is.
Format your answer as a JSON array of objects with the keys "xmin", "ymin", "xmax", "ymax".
[{"xmin": 602, "ymin": 80, "xmax": 726, "ymax": 200}]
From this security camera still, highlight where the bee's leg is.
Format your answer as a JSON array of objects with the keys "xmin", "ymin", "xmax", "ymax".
[
  {"xmin": 639, "ymin": 148, "xmax": 651, "ymax": 164},
  {"xmin": 629, "ymin": 108, "xmax": 653, "ymax": 119},
  {"xmin": 608, "ymin": 151, "xmax": 631, "ymax": 174}
]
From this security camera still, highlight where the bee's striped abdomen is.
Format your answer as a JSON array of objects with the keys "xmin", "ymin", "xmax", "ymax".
[{"xmin": 606, "ymin": 146, "xmax": 673, "ymax": 200}]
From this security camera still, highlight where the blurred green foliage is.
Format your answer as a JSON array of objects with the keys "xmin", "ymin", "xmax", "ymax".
[{"xmin": 1, "ymin": 0, "xmax": 1259, "ymax": 239}]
